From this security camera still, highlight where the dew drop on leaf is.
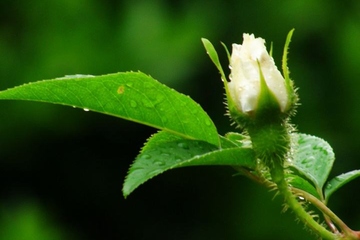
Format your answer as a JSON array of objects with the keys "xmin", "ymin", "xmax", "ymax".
[
  {"xmin": 297, "ymin": 196, "xmax": 305, "ymax": 201},
  {"xmin": 148, "ymin": 169, "xmax": 162, "ymax": 176},
  {"xmin": 141, "ymin": 99, "xmax": 153, "ymax": 108},
  {"xmin": 177, "ymin": 142, "xmax": 190, "ymax": 150},
  {"xmin": 161, "ymin": 117, "xmax": 168, "ymax": 123},
  {"xmin": 153, "ymin": 160, "xmax": 165, "ymax": 166},
  {"xmin": 205, "ymin": 119, "xmax": 211, "ymax": 126},
  {"xmin": 161, "ymin": 153, "xmax": 170, "ymax": 158},
  {"xmin": 130, "ymin": 100, "xmax": 137, "ymax": 108},
  {"xmin": 83, "ymin": 108, "xmax": 90, "ymax": 112}
]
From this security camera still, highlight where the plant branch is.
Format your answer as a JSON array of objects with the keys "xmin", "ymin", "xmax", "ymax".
[
  {"xmin": 270, "ymin": 163, "xmax": 338, "ymax": 240},
  {"xmin": 292, "ymin": 187, "xmax": 360, "ymax": 239}
]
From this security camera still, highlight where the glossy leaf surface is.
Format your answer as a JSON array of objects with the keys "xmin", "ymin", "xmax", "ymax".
[
  {"xmin": 123, "ymin": 131, "xmax": 256, "ymax": 197},
  {"xmin": 0, "ymin": 72, "xmax": 219, "ymax": 146},
  {"xmin": 290, "ymin": 133, "xmax": 335, "ymax": 191},
  {"xmin": 324, "ymin": 169, "xmax": 360, "ymax": 201}
]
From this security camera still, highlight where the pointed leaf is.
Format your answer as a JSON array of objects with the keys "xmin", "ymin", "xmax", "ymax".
[
  {"xmin": 0, "ymin": 72, "xmax": 219, "ymax": 146},
  {"xmin": 290, "ymin": 133, "xmax": 335, "ymax": 191},
  {"xmin": 123, "ymin": 131, "xmax": 256, "ymax": 197},
  {"xmin": 282, "ymin": 29, "xmax": 294, "ymax": 81},
  {"xmin": 201, "ymin": 38, "xmax": 227, "ymax": 82},
  {"xmin": 224, "ymin": 132, "xmax": 252, "ymax": 148},
  {"xmin": 324, "ymin": 169, "xmax": 360, "ymax": 201},
  {"xmin": 286, "ymin": 174, "xmax": 321, "ymax": 199}
]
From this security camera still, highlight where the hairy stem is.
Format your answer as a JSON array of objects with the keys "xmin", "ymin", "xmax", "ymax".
[
  {"xmin": 293, "ymin": 188, "xmax": 360, "ymax": 239},
  {"xmin": 270, "ymin": 162, "xmax": 337, "ymax": 240}
]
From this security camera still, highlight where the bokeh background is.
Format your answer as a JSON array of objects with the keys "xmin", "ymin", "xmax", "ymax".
[{"xmin": 1, "ymin": 0, "xmax": 360, "ymax": 239}]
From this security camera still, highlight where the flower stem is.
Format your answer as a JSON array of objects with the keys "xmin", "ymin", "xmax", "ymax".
[
  {"xmin": 293, "ymin": 187, "xmax": 360, "ymax": 239},
  {"xmin": 270, "ymin": 162, "xmax": 337, "ymax": 240}
]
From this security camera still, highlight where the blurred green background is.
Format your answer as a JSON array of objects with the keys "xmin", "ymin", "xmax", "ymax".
[{"xmin": 1, "ymin": 0, "xmax": 360, "ymax": 239}]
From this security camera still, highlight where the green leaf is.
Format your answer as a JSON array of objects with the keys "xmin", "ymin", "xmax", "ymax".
[
  {"xmin": 224, "ymin": 132, "xmax": 252, "ymax": 148},
  {"xmin": 290, "ymin": 133, "xmax": 335, "ymax": 191},
  {"xmin": 0, "ymin": 72, "xmax": 219, "ymax": 146},
  {"xmin": 218, "ymin": 135, "xmax": 240, "ymax": 149},
  {"xmin": 324, "ymin": 169, "xmax": 360, "ymax": 201},
  {"xmin": 123, "ymin": 131, "xmax": 256, "ymax": 197},
  {"xmin": 286, "ymin": 174, "xmax": 321, "ymax": 199}
]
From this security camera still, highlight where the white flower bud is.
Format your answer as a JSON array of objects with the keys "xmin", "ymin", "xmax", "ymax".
[{"xmin": 228, "ymin": 34, "xmax": 288, "ymax": 114}]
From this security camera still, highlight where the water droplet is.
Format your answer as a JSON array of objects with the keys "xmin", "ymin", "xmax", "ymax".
[
  {"xmin": 334, "ymin": 177, "xmax": 341, "ymax": 182},
  {"xmin": 190, "ymin": 107, "xmax": 198, "ymax": 114},
  {"xmin": 178, "ymin": 142, "xmax": 190, "ymax": 150},
  {"xmin": 297, "ymin": 196, "xmax": 305, "ymax": 201},
  {"xmin": 205, "ymin": 119, "xmax": 211, "ymax": 126},
  {"xmin": 153, "ymin": 160, "xmax": 165, "ymax": 166},
  {"xmin": 148, "ymin": 169, "xmax": 162, "ymax": 176},
  {"xmin": 161, "ymin": 117, "xmax": 168, "ymax": 123},
  {"xmin": 301, "ymin": 158, "xmax": 310, "ymax": 164},
  {"xmin": 130, "ymin": 100, "xmax": 137, "ymax": 108},
  {"xmin": 142, "ymin": 99, "xmax": 153, "ymax": 108},
  {"xmin": 175, "ymin": 159, "xmax": 182, "ymax": 163},
  {"xmin": 83, "ymin": 108, "xmax": 90, "ymax": 112},
  {"xmin": 142, "ymin": 154, "xmax": 151, "ymax": 160},
  {"xmin": 161, "ymin": 153, "xmax": 170, "ymax": 158}
]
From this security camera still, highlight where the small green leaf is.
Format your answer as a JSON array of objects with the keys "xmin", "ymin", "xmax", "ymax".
[
  {"xmin": 286, "ymin": 174, "xmax": 321, "ymax": 199},
  {"xmin": 201, "ymin": 38, "xmax": 227, "ymax": 82},
  {"xmin": 324, "ymin": 169, "xmax": 360, "ymax": 201},
  {"xmin": 0, "ymin": 72, "xmax": 219, "ymax": 146},
  {"xmin": 224, "ymin": 132, "xmax": 252, "ymax": 148},
  {"xmin": 290, "ymin": 133, "xmax": 335, "ymax": 191},
  {"xmin": 123, "ymin": 131, "xmax": 256, "ymax": 197},
  {"xmin": 219, "ymin": 135, "xmax": 240, "ymax": 149}
]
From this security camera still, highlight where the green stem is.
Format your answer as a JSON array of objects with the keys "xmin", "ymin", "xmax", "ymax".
[
  {"xmin": 293, "ymin": 188, "xmax": 360, "ymax": 239},
  {"xmin": 270, "ymin": 163, "xmax": 337, "ymax": 240}
]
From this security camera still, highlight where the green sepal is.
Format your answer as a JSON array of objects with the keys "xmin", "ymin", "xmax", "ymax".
[
  {"xmin": 255, "ymin": 60, "xmax": 284, "ymax": 122},
  {"xmin": 282, "ymin": 29, "xmax": 298, "ymax": 113},
  {"xmin": 201, "ymin": 38, "xmax": 227, "ymax": 83},
  {"xmin": 201, "ymin": 38, "xmax": 250, "ymax": 128},
  {"xmin": 221, "ymin": 42, "xmax": 231, "ymax": 62},
  {"xmin": 269, "ymin": 42, "xmax": 274, "ymax": 57}
]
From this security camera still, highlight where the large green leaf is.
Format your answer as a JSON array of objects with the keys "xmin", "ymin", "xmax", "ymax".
[
  {"xmin": 324, "ymin": 169, "xmax": 360, "ymax": 201},
  {"xmin": 290, "ymin": 133, "xmax": 335, "ymax": 191},
  {"xmin": 123, "ymin": 131, "xmax": 256, "ymax": 197},
  {"xmin": 0, "ymin": 72, "xmax": 219, "ymax": 146}
]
